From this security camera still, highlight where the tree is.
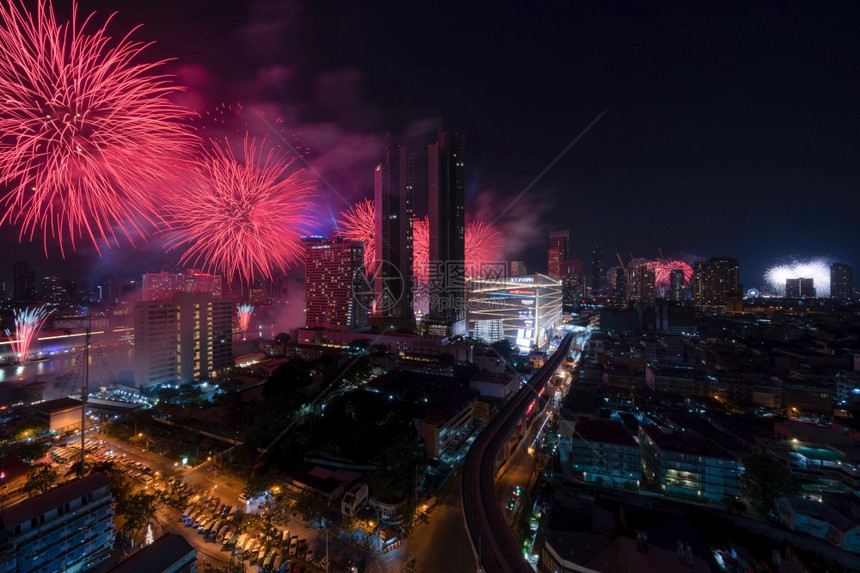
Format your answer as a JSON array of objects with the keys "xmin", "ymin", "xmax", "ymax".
[
  {"xmin": 292, "ymin": 489, "xmax": 328, "ymax": 525},
  {"xmin": 740, "ymin": 453, "xmax": 797, "ymax": 514},
  {"xmin": 119, "ymin": 491, "xmax": 159, "ymax": 544},
  {"xmin": 23, "ymin": 463, "xmax": 58, "ymax": 495}
]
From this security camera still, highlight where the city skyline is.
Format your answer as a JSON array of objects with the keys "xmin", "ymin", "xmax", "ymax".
[{"xmin": 0, "ymin": 1, "xmax": 858, "ymax": 293}]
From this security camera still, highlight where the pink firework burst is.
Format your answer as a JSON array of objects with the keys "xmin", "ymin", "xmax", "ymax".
[
  {"xmin": 163, "ymin": 136, "xmax": 315, "ymax": 284},
  {"xmin": 0, "ymin": 1, "xmax": 196, "ymax": 255},
  {"xmin": 336, "ymin": 198, "xmax": 376, "ymax": 273},
  {"xmin": 237, "ymin": 304, "xmax": 254, "ymax": 332},
  {"xmin": 5, "ymin": 305, "xmax": 52, "ymax": 365},
  {"xmin": 413, "ymin": 215, "xmax": 430, "ymax": 283},
  {"xmin": 465, "ymin": 220, "xmax": 505, "ymax": 278},
  {"xmin": 651, "ymin": 259, "xmax": 693, "ymax": 290}
]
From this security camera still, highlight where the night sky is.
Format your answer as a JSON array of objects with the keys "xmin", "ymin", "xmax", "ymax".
[{"xmin": 1, "ymin": 0, "xmax": 858, "ymax": 291}]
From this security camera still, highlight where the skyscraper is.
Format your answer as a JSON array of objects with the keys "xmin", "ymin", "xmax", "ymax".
[
  {"xmin": 510, "ymin": 261, "xmax": 528, "ymax": 277},
  {"xmin": 12, "ymin": 261, "xmax": 35, "ymax": 305},
  {"xmin": 785, "ymin": 277, "xmax": 815, "ymax": 298},
  {"xmin": 304, "ymin": 236, "xmax": 366, "ymax": 329},
  {"xmin": 627, "ymin": 263, "xmax": 656, "ymax": 307},
  {"xmin": 133, "ymin": 292, "xmax": 232, "ymax": 388},
  {"xmin": 373, "ymin": 145, "xmax": 414, "ymax": 329},
  {"xmin": 691, "ymin": 257, "xmax": 740, "ymax": 307},
  {"xmin": 830, "ymin": 263, "xmax": 853, "ymax": 301},
  {"xmin": 669, "ymin": 269, "xmax": 684, "ymax": 302},
  {"xmin": 547, "ymin": 230, "xmax": 569, "ymax": 278},
  {"xmin": 427, "ymin": 131, "xmax": 466, "ymax": 336},
  {"xmin": 590, "ymin": 246, "xmax": 603, "ymax": 295}
]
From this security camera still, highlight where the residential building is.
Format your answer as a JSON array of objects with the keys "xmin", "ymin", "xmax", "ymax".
[
  {"xmin": 303, "ymin": 236, "xmax": 366, "ymax": 330},
  {"xmin": 691, "ymin": 257, "xmax": 740, "ymax": 308},
  {"xmin": 776, "ymin": 496, "xmax": 860, "ymax": 554},
  {"xmin": 133, "ymin": 292, "xmax": 232, "ymax": 388},
  {"xmin": 568, "ymin": 419, "xmax": 641, "ymax": 487},
  {"xmin": 142, "ymin": 270, "xmax": 222, "ymax": 302},
  {"xmin": 639, "ymin": 425, "xmax": 740, "ymax": 502},
  {"xmin": 627, "ymin": 263, "xmax": 656, "ymax": 307},
  {"xmin": 420, "ymin": 391, "xmax": 472, "ymax": 458},
  {"xmin": 341, "ymin": 482, "xmax": 369, "ymax": 518},
  {"xmin": 831, "ymin": 263, "xmax": 854, "ymax": 301},
  {"xmin": 669, "ymin": 269, "xmax": 684, "ymax": 302},
  {"xmin": 12, "ymin": 261, "xmax": 35, "ymax": 305},
  {"xmin": 0, "ymin": 473, "xmax": 115, "ymax": 573},
  {"xmin": 785, "ymin": 277, "xmax": 815, "ymax": 298},
  {"xmin": 590, "ymin": 246, "xmax": 603, "ymax": 295}
]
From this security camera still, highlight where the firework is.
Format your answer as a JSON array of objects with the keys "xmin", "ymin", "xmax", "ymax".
[
  {"xmin": 652, "ymin": 260, "xmax": 693, "ymax": 290},
  {"xmin": 336, "ymin": 198, "xmax": 375, "ymax": 272},
  {"xmin": 237, "ymin": 304, "xmax": 254, "ymax": 332},
  {"xmin": 163, "ymin": 136, "xmax": 315, "ymax": 283},
  {"xmin": 413, "ymin": 215, "xmax": 430, "ymax": 283},
  {"xmin": 0, "ymin": 1, "xmax": 196, "ymax": 255},
  {"xmin": 465, "ymin": 220, "xmax": 505, "ymax": 278},
  {"xmin": 5, "ymin": 305, "xmax": 52, "ymax": 365},
  {"xmin": 764, "ymin": 260, "xmax": 830, "ymax": 296}
]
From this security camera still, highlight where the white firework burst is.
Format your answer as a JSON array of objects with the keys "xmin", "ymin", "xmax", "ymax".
[{"xmin": 764, "ymin": 260, "xmax": 831, "ymax": 296}]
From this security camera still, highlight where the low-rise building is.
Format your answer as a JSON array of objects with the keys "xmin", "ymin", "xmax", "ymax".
[
  {"xmin": 0, "ymin": 473, "xmax": 115, "ymax": 573},
  {"xmin": 341, "ymin": 482, "xmax": 369, "ymax": 518},
  {"xmin": 30, "ymin": 398, "xmax": 82, "ymax": 433},
  {"xmin": 567, "ymin": 419, "xmax": 641, "ymax": 487},
  {"xmin": 777, "ymin": 496, "xmax": 860, "ymax": 553},
  {"xmin": 469, "ymin": 371, "xmax": 518, "ymax": 400},
  {"xmin": 107, "ymin": 533, "xmax": 196, "ymax": 573},
  {"xmin": 420, "ymin": 392, "xmax": 472, "ymax": 459},
  {"xmin": 639, "ymin": 425, "xmax": 740, "ymax": 502}
]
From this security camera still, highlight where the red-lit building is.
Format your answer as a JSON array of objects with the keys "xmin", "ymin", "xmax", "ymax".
[
  {"xmin": 142, "ymin": 269, "xmax": 222, "ymax": 302},
  {"xmin": 304, "ymin": 236, "xmax": 366, "ymax": 330},
  {"xmin": 547, "ymin": 230, "xmax": 569, "ymax": 278}
]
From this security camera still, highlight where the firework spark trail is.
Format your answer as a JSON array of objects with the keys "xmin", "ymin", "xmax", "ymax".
[
  {"xmin": 0, "ymin": 1, "xmax": 196, "ymax": 255},
  {"xmin": 163, "ymin": 136, "xmax": 315, "ymax": 284},
  {"xmin": 652, "ymin": 260, "xmax": 693, "ymax": 290},
  {"xmin": 336, "ymin": 198, "xmax": 375, "ymax": 272},
  {"xmin": 237, "ymin": 304, "xmax": 254, "ymax": 332},
  {"xmin": 5, "ymin": 305, "xmax": 52, "ymax": 365},
  {"xmin": 413, "ymin": 215, "xmax": 429, "ymax": 283},
  {"xmin": 765, "ymin": 260, "xmax": 830, "ymax": 295},
  {"xmin": 465, "ymin": 220, "xmax": 505, "ymax": 278}
]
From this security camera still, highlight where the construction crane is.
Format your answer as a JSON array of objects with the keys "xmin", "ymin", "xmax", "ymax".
[{"xmin": 616, "ymin": 253, "xmax": 626, "ymax": 270}]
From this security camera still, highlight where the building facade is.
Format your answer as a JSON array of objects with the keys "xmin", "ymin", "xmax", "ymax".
[
  {"xmin": 142, "ymin": 270, "xmax": 222, "ymax": 302},
  {"xmin": 133, "ymin": 292, "xmax": 232, "ymax": 388},
  {"xmin": 468, "ymin": 274, "xmax": 563, "ymax": 350},
  {"xmin": 547, "ymin": 230, "xmax": 569, "ymax": 278},
  {"xmin": 691, "ymin": 257, "xmax": 740, "ymax": 308},
  {"xmin": 590, "ymin": 246, "xmax": 603, "ymax": 295},
  {"xmin": 426, "ymin": 131, "xmax": 466, "ymax": 337},
  {"xmin": 626, "ymin": 263, "xmax": 656, "ymax": 307},
  {"xmin": 0, "ymin": 473, "xmax": 115, "ymax": 573},
  {"xmin": 373, "ymin": 146, "xmax": 414, "ymax": 330},
  {"xmin": 567, "ymin": 419, "xmax": 641, "ymax": 487},
  {"xmin": 304, "ymin": 236, "xmax": 366, "ymax": 330},
  {"xmin": 831, "ymin": 263, "xmax": 853, "ymax": 302}
]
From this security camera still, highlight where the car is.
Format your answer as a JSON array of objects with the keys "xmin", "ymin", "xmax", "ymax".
[
  {"xmin": 282, "ymin": 529, "xmax": 290, "ymax": 543},
  {"xmin": 221, "ymin": 504, "xmax": 232, "ymax": 517},
  {"xmin": 288, "ymin": 536, "xmax": 298, "ymax": 555},
  {"xmin": 305, "ymin": 546, "xmax": 314, "ymax": 562}
]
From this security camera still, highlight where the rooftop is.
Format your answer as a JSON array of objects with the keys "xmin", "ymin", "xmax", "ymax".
[
  {"xmin": 1, "ymin": 473, "xmax": 110, "ymax": 529},
  {"xmin": 640, "ymin": 425, "xmax": 736, "ymax": 460},
  {"xmin": 30, "ymin": 397, "xmax": 82, "ymax": 414},
  {"xmin": 572, "ymin": 419, "xmax": 637, "ymax": 447},
  {"xmin": 107, "ymin": 533, "xmax": 194, "ymax": 573}
]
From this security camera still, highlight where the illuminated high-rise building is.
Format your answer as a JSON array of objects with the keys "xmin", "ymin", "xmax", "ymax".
[
  {"xmin": 133, "ymin": 292, "xmax": 232, "ymax": 388},
  {"xmin": 590, "ymin": 246, "xmax": 603, "ymax": 295},
  {"xmin": 691, "ymin": 257, "xmax": 740, "ymax": 307},
  {"xmin": 830, "ymin": 263, "xmax": 853, "ymax": 301},
  {"xmin": 142, "ymin": 269, "xmax": 222, "ymax": 302},
  {"xmin": 612, "ymin": 267, "xmax": 626, "ymax": 304},
  {"xmin": 562, "ymin": 259, "xmax": 583, "ymax": 308},
  {"xmin": 785, "ymin": 277, "xmax": 815, "ymax": 298},
  {"xmin": 426, "ymin": 131, "xmax": 466, "ymax": 336},
  {"xmin": 304, "ymin": 236, "xmax": 366, "ymax": 330},
  {"xmin": 669, "ymin": 269, "xmax": 684, "ymax": 302},
  {"xmin": 626, "ymin": 263, "xmax": 656, "ymax": 307},
  {"xmin": 547, "ymin": 230, "xmax": 569, "ymax": 278},
  {"xmin": 373, "ymin": 145, "xmax": 414, "ymax": 329}
]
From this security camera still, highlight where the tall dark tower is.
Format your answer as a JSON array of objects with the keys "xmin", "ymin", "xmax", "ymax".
[
  {"xmin": 547, "ymin": 231, "xmax": 569, "ymax": 278},
  {"xmin": 830, "ymin": 263, "xmax": 853, "ymax": 302},
  {"xmin": 427, "ymin": 131, "xmax": 466, "ymax": 336},
  {"xmin": 13, "ymin": 261, "xmax": 35, "ymax": 305},
  {"xmin": 372, "ymin": 145, "xmax": 414, "ymax": 330},
  {"xmin": 590, "ymin": 247, "xmax": 603, "ymax": 296}
]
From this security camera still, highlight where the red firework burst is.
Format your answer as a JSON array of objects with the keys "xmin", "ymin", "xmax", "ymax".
[
  {"xmin": 163, "ymin": 136, "xmax": 315, "ymax": 283},
  {"xmin": 336, "ymin": 198, "xmax": 376, "ymax": 272},
  {"xmin": 652, "ymin": 259, "xmax": 693, "ymax": 290},
  {"xmin": 465, "ymin": 220, "xmax": 505, "ymax": 278},
  {"xmin": 5, "ymin": 305, "xmax": 52, "ymax": 365},
  {"xmin": 413, "ymin": 215, "xmax": 430, "ymax": 283},
  {"xmin": 0, "ymin": 1, "xmax": 196, "ymax": 255}
]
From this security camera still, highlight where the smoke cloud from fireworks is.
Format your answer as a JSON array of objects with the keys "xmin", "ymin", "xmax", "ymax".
[
  {"xmin": 5, "ymin": 305, "xmax": 52, "ymax": 365},
  {"xmin": 0, "ymin": 0, "xmax": 196, "ymax": 255},
  {"xmin": 163, "ymin": 136, "xmax": 315, "ymax": 284}
]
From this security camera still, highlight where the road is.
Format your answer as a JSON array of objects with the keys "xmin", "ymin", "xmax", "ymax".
[{"xmin": 461, "ymin": 333, "xmax": 573, "ymax": 573}]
